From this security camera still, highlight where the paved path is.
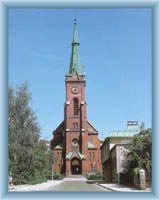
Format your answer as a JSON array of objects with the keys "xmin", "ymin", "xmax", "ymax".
[
  {"xmin": 50, "ymin": 175, "xmax": 112, "ymax": 192},
  {"xmin": 98, "ymin": 183, "xmax": 152, "ymax": 192}
]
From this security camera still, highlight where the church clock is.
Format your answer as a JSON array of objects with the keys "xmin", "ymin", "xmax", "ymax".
[{"xmin": 71, "ymin": 86, "xmax": 79, "ymax": 94}]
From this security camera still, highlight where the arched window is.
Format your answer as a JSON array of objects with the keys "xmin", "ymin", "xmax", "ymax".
[
  {"xmin": 91, "ymin": 163, "xmax": 93, "ymax": 171},
  {"xmin": 73, "ymin": 122, "xmax": 75, "ymax": 129},
  {"xmin": 73, "ymin": 98, "xmax": 79, "ymax": 115},
  {"xmin": 73, "ymin": 122, "xmax": 78, "ymax": 129}
]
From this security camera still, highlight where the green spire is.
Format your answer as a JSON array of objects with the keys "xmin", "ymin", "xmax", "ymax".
[
  {"xmin": 72, "ymin": 18, "xmax": 79, "ymax": 44},
  {"xmin": 68, "ymin": 19, "xmax": 84, "ymax": 75}
]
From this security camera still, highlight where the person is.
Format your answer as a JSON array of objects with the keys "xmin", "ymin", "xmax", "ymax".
[{"xmin": 76, "ymin": 167, "xmax": 79, "ymax": 174}]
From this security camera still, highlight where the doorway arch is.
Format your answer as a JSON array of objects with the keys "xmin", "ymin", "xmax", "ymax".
[{"xmin": 71, "ymin": 158, "xmax": 81, "ymax": 174}]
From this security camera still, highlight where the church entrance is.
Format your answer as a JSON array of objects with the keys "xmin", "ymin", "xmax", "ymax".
[{"xmin": 71, "ymin": 158, "xmax": 81, "ymax": 174}]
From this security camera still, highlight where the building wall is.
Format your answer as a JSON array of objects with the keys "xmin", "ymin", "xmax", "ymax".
[
  {"xmin": 109, "ymin": 137, "xmax": 131, "ymax": 150},
  {"xmin": 51, "ymin": 74, "xmax": 102, "ymax": 176},
  {"xmin": 101, "ymin": 139, "xmax": 110, "ymax": 163},
  {"xmin": 101, "ymin": 137, "xmax": 131, "ymax": 164},
  {"xmin": 110, "ymin": 146, "xmax": 117, "ymax": 182},
  {"xmin": 53, "ymin": 149, "xmax": 63, "ymax": 174},
  {"xmin": 101, "ymin": 137, "xmax": 133, "ymax": 182},
  {"xmin": 116, "ymin": 145, "xmax": 128, "ymax": 174},
  {"xmin": 51, "ymin": 21, "xmax": 102, "ymax": 176}
]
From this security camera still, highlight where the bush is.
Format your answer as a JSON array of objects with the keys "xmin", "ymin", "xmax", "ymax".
[
  {"xmin": 53, "ymin": 173, "xmax": 62, "ymax": 180},
  {"xmin": 86, "ymin": 172, "xmax": 103, "ymax": 180},
  {"xmin": 45, "ymin": 171, "xmax": 52, "ymax": 180},
  {"xmin": 122, "ymin": 129, "xmax": 151, "ymax": 177},
  {"xmin": 119, "ymin": 173, "xmax": 134, "ymax": 186}
]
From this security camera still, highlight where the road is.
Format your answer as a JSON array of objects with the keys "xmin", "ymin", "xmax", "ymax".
[{"xmin": 50, "ymin": 175, "xmax": 112, "ymax": 192}]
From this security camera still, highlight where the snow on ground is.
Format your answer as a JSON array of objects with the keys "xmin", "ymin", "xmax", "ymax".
[{"xmin": 9, "ymin": 180, "xmax": 63, "ymax": 192}]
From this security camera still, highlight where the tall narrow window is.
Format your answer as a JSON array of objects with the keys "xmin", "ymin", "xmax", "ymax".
[
  {"xmin": 76, "ymin": 122, "xmax": 78, "ymax": 129},
  {"xmin": 73, "ymin": 98, "xmax": 79, "ymax": 115},
  {"xmin": 89, "ymin": 152, "xmax": 91, "ymax": 160},
  {"xmin": 91, "ymin": 163, "xmax": 93, "ymax": 171},
  {"xmin": 92, "ymin": 152, "xmax": 94, "ymax": 158}
]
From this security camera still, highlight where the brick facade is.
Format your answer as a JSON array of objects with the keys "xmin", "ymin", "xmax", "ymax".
[
  {"xmin": 51, "ymin": 20, "xmax": 102, "ymax": 176},
  {"xmin": 51, "ymin": 71, "xmax": 102, "ymax": 176}
]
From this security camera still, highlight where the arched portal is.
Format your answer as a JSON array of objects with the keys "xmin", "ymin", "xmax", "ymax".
[{"xmin": 71, "ymin": 158, "xmax": 81, "ymax": 175}]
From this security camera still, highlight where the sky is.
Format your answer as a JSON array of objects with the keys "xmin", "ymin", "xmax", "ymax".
[{"xmin": 8, "ymin": 8, "xmax": 152, "ymax": 140}]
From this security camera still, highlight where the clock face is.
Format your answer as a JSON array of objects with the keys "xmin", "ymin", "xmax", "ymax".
[{"xmin": 71, "ymin": 86, "xmax": 79, "ymax": 94}]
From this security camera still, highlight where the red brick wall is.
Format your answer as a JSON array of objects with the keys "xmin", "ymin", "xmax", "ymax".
[
  {"xmin": 53, "ymin": 149, "xmax": 63, "ymax": 173},
  {"xmin": 51, "ymin": 74, "xmax": 102, "ymax": 175}
]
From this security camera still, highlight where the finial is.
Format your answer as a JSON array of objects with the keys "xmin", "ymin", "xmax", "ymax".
[{"xmin": 74, "ymin": 18, "xmax": 77, "ymax": 24}]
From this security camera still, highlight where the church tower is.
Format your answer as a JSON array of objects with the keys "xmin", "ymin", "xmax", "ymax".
[
  {"xmin": 51, "ymin": 19, "xmax": 102, "ymax": 176},
  {"xmin": 65, "ymin": 19, "xmax": 87, "ymax": 175}
]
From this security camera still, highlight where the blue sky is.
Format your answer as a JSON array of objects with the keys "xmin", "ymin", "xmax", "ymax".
[{"xmin": 8, "ymin": 8, "xmax": 152, "ymax": 140}]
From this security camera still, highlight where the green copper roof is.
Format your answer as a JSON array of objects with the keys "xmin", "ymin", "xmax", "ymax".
[
  {"xmin": 88, "ymin": 141, "xmax": 96, "ymax": 149},
  {"xmin": 54, "ymin": 144, "xmax": 63, "ymax": 149},
  {"xmin": 66, "ymin": 151, "xmax": 85, "ymax": 160},
  {"xmin": 66, "ymin": 152, "xmax": 72, "ymax": 159},
  {"xmin": 72, "ymin": 19, "xmax": 79, "ymax": 44},
  {"xmin": 78, "ymin": 152, "xmax": 85, "ymax": 159},
  {"xmin": 109, "ymin": 128, "xmax": 140, "ymax": 137},
  {"xmin": 68, "ymin": 19, "xmax": 84, "ymax": 75}
]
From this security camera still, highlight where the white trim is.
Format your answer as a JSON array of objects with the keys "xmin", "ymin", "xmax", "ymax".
[{"xmin": 66, "ymin": 101, "xmax": 70, "ymax": 105}]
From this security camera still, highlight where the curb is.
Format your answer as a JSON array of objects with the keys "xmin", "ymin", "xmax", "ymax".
[
  {"xmin": 86, "ymin": 180, "xmax": 102, "ymax": 184},
  {"xmin": 96, "ymin": 183, "xmax": 118, "ymax": 192},
  {"xmin": 97, "ymin": 183, "xmax": 152, "ymax": 192}
]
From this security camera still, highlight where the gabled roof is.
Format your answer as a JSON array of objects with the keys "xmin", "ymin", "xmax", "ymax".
[
  {"xmin": 54, "ymin": 144, "xmax": 63, "ymax": 150},
  {"xmin": 66, "ymin": 151, "xmax": 85, "ymax": 160},
  {"xmin": 53, "ymin": 121, "xmax": 64, "ymax": 134},
  {"xmin": 88, "ymin": 141, "xmax": 96, "ymax": 149},
  {"xmin": 87, "ymin": 121, "xmax": 98, "ymax": 133},
  {"xmin": 77, "ymin": 152, "xmax": 85, "ymax": 159},
  {"xmin": 66, "ymin": 152, "xmax": 72, "ymax": 160}
]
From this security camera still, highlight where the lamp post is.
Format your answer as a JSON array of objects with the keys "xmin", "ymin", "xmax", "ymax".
[
  {"xmin": 52, "ymin": 163, "xmax": 54, "ymax": 180},
  {"xmin": 9, "ymin": 171, "xmax": 13, "ymax": 185}
]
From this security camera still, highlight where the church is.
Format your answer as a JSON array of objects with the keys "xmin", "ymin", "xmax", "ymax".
[{"xmin": 51, "ymin": 19, "xmax": 102, "ymax": 176}]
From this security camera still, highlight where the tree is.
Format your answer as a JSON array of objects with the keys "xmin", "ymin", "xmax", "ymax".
[
  {"xmin": 122, "ymin": 129, "xmax": 152, "ymax": 182},
  {"xmin": 8, "ymin": 82, "xmax": 53, "ymax": 184},
  {"xmin": 8, "ymin": 86, "xmax": 16, "ymax": 173}
]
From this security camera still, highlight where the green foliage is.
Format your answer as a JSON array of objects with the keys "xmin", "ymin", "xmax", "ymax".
[
  {"xmin": 122, "ymin": 129, "xmax": 152, "ymax": 179},
  {"xmin": 86, "ymin": 172, "xmax": 103, "ymax": 180},
  {"xmin": 8, "ymin": 82, "xmax": 53, "ymax": 185},
  {"xmin": 52, "ymin": 173, "xmax": 62, "ymax": 180}
]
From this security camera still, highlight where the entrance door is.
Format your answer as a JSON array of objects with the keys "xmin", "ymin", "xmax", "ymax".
[{"xmin": 71, "ymin": 158, "xmax": 81, "ymax": 174}]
